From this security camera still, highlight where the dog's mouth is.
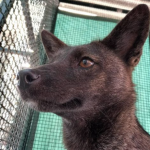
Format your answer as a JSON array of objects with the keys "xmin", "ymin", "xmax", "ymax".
[
  {"xmin": 18, "ymin": 86, "xmax": 83, "ymax": 112},
  {"xmin": 59, "ymin": 98, "xmax": 82, "ymax": 109},
  {"xmin": 28, "ymin": 98, "xmax": 83, "ymax": 112}
]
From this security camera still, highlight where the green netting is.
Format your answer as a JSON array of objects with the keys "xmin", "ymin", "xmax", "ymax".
[
  {"xmin": 27, "ymin": 11, "xmax": 150, "ymax": 150},
  {"xmin": 133, "ymin": 38, "xmax": 150, "ymax": 133}
]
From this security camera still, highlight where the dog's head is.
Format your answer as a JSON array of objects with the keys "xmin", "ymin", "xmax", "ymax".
[{"xmin": 17, "ymin": 5, "xmax": 149, "ymax": 119}]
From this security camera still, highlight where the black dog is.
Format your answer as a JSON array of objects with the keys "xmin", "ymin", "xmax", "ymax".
[{"xmin": 17, "ymin": 4, "xmax": 150, "ymax": 150}]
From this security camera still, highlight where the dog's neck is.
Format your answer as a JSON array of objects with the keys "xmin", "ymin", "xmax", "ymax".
[
  {"xmin": 62, "ymin": 101, "xmax": 137, "ymax": 134},
  {"xmin": 60, "ymin": 98, "xmax": 150, "ymax": 150}
]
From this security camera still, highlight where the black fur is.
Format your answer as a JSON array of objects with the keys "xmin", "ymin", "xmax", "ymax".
[{"xmin": 17, "ymin": 4, "xmax": 150, "ymax": 150}]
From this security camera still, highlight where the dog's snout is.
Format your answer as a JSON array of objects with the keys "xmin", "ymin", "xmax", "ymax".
[
  {"xmin": 17, "ymin": 69, "xmax": 40, "ymax": 89},
  {"xmin": 25, "ymin": 73, "xmax": 40, "ymax": 83}
]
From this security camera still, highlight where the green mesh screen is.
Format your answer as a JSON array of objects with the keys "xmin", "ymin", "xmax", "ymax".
[{"xmin": 26, "ymin": 11, "xmax": 150, "ymax": 150}]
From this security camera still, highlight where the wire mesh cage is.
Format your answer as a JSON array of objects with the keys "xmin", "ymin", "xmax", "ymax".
[{"xmin": 0, "ymin": 0, "xmax": 150, "ymax": 150}]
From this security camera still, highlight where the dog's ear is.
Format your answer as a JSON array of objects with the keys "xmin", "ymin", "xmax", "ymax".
[
  {"xmin": 102, "ymin": 4, "xmax": 150, "ymax": 67},
  {"xmin": 41, "ymin": 30, "xmax": 67, "ymax": 59}
]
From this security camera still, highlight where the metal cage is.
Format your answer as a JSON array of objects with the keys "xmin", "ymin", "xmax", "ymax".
[{"xmin": 0, "ymin": 0, "xmax": 150, "ymax": 150}]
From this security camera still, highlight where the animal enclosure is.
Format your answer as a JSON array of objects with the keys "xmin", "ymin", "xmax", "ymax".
[{"xmin": 0, "ymin": 0, "xmax": 150, "ymax": 150}]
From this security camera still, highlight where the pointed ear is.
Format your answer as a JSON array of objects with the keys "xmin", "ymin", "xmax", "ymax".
[
  {"xmin": 102, "ymin": 4, "xmax": 150, "ymax": 67},
  {"xmin": 41, "ymin": 30, "xmax": 67, "ymax": 59}
]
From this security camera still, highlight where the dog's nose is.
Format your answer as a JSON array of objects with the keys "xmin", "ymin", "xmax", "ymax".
[{"xmin": 17, "ymin": 69, "xmax": 40, "ymax": 89}]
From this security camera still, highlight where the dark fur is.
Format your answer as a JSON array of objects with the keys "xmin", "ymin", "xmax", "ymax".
[{"xmin": 17, "ymin": 4, "xmax": 150, "ymax": 150}]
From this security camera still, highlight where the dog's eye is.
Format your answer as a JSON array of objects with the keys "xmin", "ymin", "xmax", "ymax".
[{"xmin": 79, "ymin": 58, "xmax": 94, "ymax": 68}]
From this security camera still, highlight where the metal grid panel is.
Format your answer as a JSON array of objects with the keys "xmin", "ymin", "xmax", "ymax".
[{"xmin": 0, "ymin": 0, "xmax": 58, "ymax": 149}]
